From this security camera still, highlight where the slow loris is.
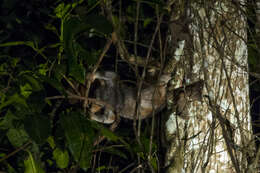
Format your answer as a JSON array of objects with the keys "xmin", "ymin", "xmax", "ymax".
[{"xmin": 89, "ymin": 71, "xmax": 203, "ymax": 124}]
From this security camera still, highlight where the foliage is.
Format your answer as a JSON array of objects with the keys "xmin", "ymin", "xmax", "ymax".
[
  {"xmin": 0, "ymin": 0, "xmax": 259, "ymax": 172},
  {"xmin": 0, "ymin": 0, "xmax": 166, "ymax": 172}
]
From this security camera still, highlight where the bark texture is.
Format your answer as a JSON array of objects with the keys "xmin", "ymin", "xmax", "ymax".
[{"xmin": 165, "ymin": 1, "xmax": 255, "ymax": 172}]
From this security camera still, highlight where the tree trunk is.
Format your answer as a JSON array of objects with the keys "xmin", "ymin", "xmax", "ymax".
[{"xmin": 165, "ymin": 1, "xmax": 256, "ymax": 172}]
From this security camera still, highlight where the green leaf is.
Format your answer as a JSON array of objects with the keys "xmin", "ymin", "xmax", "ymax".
[
  {"xmin": 22, "ymin": 75, "xmax": 42, "ymax": 91},
  {"xmin": 0, "ymin": 93, "xmax": 28, "ymax": 110},
  {"xmin": 54, "ymin": 3, "xmax": 64, "ymax": 18},
  {"xmin": 54, "ymin": 64, "xmax": 67, "ymax": 81},
  {"xmin": 75, "ymin": 39, "xmax": 100, "ymax": 65},
  {"xmin": 41, "ymin": 75, "xmax": 66, "ymax": 95},
  {"xmin": 100, "ymin": 126, "xmax": 119, "ymax": 141},
  {"xmin": 10, "ymin": 57, "xmax": 20, "ymax": 68},
  {"xmin": 53, "ymin": 148, "xmax": 69, "ymax": 169},
  {"xmin": 61, "ymin": 112, "xmax": 94, "ymax": 169},
  {"xmin": 63, "ymin": 17, "xmax": 82, "ymax": 50},
  {"xmin": 63, "ymin": 17, "xmax": 90, "ymax": 83},
  {"xmin": 143, "ymin": 18, "xmax": 153, "ymax": 28},
  {"xmin": 90, "ymin": 120, "xmax": 131, "ymax": 151},
  {"xmin": 96, "ymin": 166, "xmax": 107, "ymax": 171},
  {"xmin": 27, "ymin": 90, "xmax": 46, "ymax": 113},
  {"xmin": 150, "ymin": 156, "xmax": 158, "ymax": 171},
  {"xmin": 86, "ymin": 0, "xmax": 98, "ymax": 6},
  {"xmin": 7, "ymin": 128, "xmax": 29, "ymax": 147},
  {"xmin": 23, "ymin": 114, "xmax": 51, "ymax": 144},
  {"xmin": 44, "ymin": 23, "xmax": 58, "ymax": 35},
  {"xmin": 6, "ymin": 162, "xmax": 17, "ymax": 173},
  {"xmin": 83, "ymin": 15, "xmax": 113, "ymax": 34},
  {"xmin": 69, "ymin": 62, "xmax": 86, "ymax": 84},
  {"xmin": 38, "ymin": 63, "xmax": 49, "ymax": 76},
  {"xmin": 20, "ymin": 83, "xmax": 32, "ymax": 98},
  {"xmin": 140, "ymin": 135, "xmax": 157, "ymax": 154},
  {"xmin": 63, "ymin": 15, "xmax": 111, "ymax": 83},
  {"xmin": 72, "ymin": 0, "xmax": 84, "ymax": 8},
  {"xmin": 0, "ymin": 110, "xmax": 18, "ymax": 130},
  {"xmin": 20, "ymin": 74, "xmax": 43, "ymax": 97},
  {"xmin": 85, "ymin": 50, "xmax": 100, "ymax": 65},
  {"xmin": 63, "ymin": 15, "xmax": 111, "ymax": 82},
  {"xmin": 90, "ymin": 120, "xmax": 119, "ymax": 142},
  {"xmin": 24, "ymin": 151, "xmax": 45, "ymax": 173},
  {"xmin": 63, "ymin": 17, "xmax": 90, "ymax": 59},
  {"xmin": 54, "ymin": 3, "xmax": 71, "ymax": 19},
  {"xmin": 47, "ymin": 136, "xmax": 55, "ymax": 149},
  {"xmin": 104, "ymin": 148, "xmax": 128, "ymax": 160}
]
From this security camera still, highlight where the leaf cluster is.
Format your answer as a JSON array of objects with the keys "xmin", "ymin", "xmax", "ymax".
[{"xmin": 0, "ymin": 0, "xmax": 166, "ymax": 172}]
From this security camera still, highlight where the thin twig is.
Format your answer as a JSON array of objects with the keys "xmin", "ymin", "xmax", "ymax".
[
  {"xmin": 46, "ymin": 94, "xmax": 114, "ymax": 111},
  {"xmin": 84, "ymin": 39, "xmax": 113, "ymax": 113},
  {"xmin": 0, "ymin": 141, "xmax": 31, "ymax": 163}
]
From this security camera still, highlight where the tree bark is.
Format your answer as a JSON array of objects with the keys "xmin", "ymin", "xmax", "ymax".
[{"xmin": 165, "ymin": 1, "xmax": 255, "ymax": 172}]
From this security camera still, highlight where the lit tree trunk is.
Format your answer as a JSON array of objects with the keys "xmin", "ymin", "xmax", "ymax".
[{"xmin": 165, "ymin": 1, "xmax": 255, "ymax": 172}]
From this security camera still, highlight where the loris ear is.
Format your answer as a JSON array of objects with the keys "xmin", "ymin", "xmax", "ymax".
[{"xmin": 93, "ymin": 71, "xmax": 118, "ymax": 81}]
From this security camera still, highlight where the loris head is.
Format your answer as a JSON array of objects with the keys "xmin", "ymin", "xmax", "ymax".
[{"xmin": 93, "ymin": 71, "xmax": 119, "ymax": 87}]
